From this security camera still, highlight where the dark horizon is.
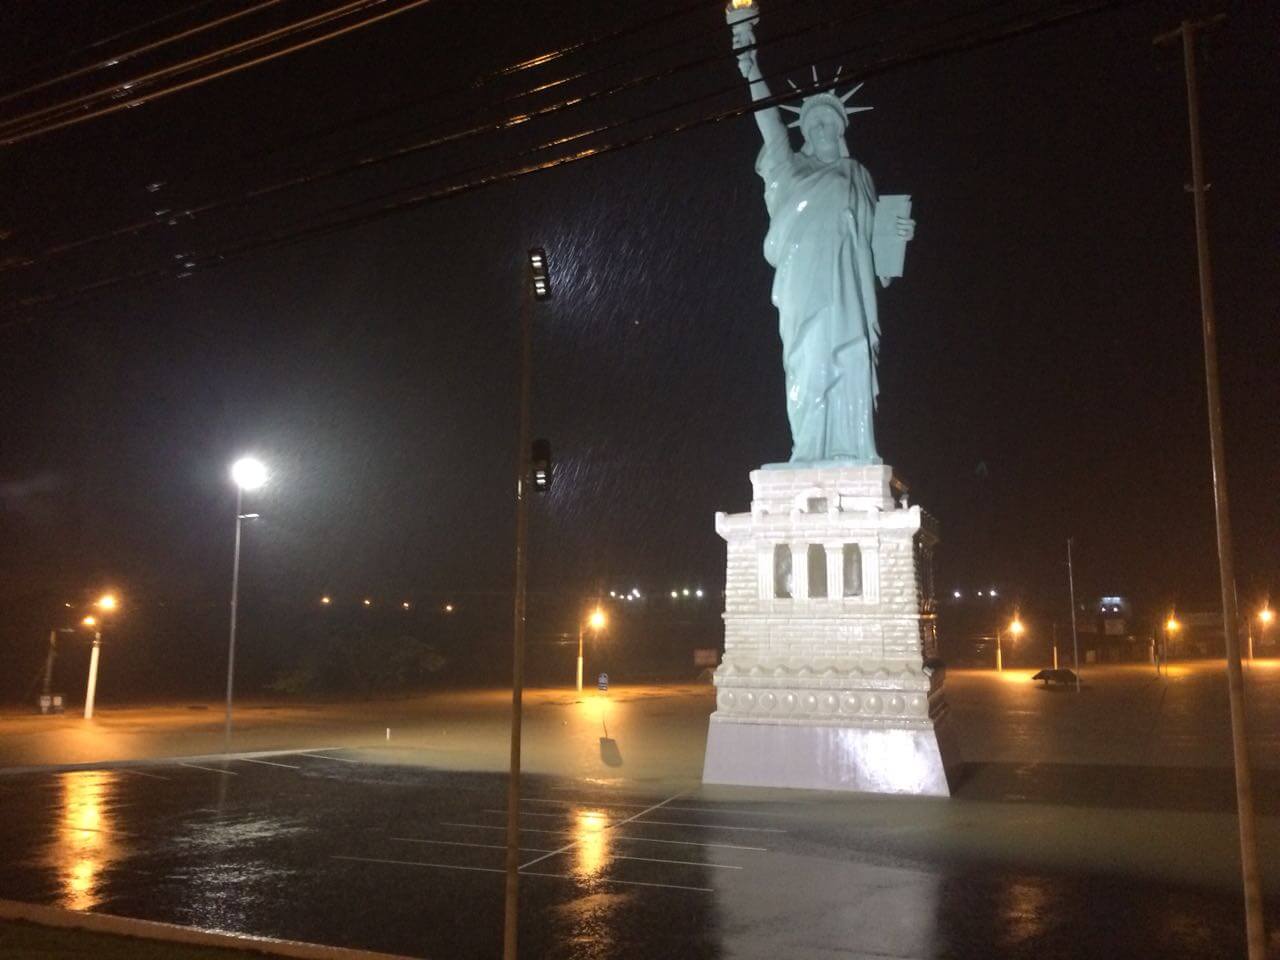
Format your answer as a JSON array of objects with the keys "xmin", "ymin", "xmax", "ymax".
[{"xmin": 2, "ymin": 0, "xmax": 1277, "ymax": 702}]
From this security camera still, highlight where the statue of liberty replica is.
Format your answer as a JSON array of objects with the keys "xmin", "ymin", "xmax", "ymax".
[
  {"xmin": 735, "ymin": 6, "xmax": 915, "ymax": 462},
  {"xmin": 703, "ymin": 1, "xmax": 957, "ymax": 796}
]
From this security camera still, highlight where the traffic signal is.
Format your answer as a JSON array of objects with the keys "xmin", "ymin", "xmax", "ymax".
[
  {"xmin": 531, "ymin": 438, "xmax": 552, "ymax": 492},
  {"xmin": 528, "ymin": 247, "xmax": 551, "ymax": 300}
]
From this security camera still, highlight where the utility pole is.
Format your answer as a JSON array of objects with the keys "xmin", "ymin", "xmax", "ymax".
[
  {"xmin": 1066, "ymin": 538, "xmax": 1080, "ymax": 692},
  {"xmin": 1155, "ymin": 15, "xmax": 1265, "ymax": 959},
  {"xmin": 504, "ymin": 248, "xmax": 548, "ymax": 960}
]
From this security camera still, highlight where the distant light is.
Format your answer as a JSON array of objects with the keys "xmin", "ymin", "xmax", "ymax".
[
  {"xmin": 82, "ymin": 616, "xmax": 97, "ymax": 627},
  {"xmin": 695, "ymin": 588, "xmax": 704, "ymax": 598},
  {"xmin": 444, "ymin": 603, "xmax": 454, "ymax": 613},
  {"xmin": 588, "ymin": 608, "xmax": 606, "ymax": 631},
  {"xmin": 989, "ymin": 588, "xmax": 998, "ymax": 597},
  {"xmin": 953, "ymin": 590, "xmax": 962, "ymax": 599},
  {"xmin": 1260, "ymin": 608, "xmax": 1275, "ymax": 626},
  {"xmin": 1009, "ymin": 616, "xmax": 1026, "ymax": 637},
  {"xmin": 609, "ymin": 591, "xmax": 617, "ymax": 598},
  {"xmin": 96, "ymin": 593, "xmax": 118, "ymax": 611},
  {"xmin": 977, "ymin": 590, "xmax": 984, "ymax": 597},
  {"xmin": 363, "ymin": 598, "xmax": 372, "ymax": 607},
  {"xmin": 64, "ymin": 602, "xmax": 72, "ymax": 608},
  {"xmin": 1166, "ymin": 616, "xmax": 1181, "ymax": 632},
  {"xmin": 320, "ymin": 596, "xmax": 331, "ymax": 605},
  {"xmin": 231, "ymin": 457, "xmax": 268, "ymax": 491},
  {"xmin": 682, "ymin": 588, "xmax": 690, "ymax": 596},
  {"xmin": 671, "ymin": 590, "xmax": 678, "ymax": 599},
  {"xmin": 402, "ymin": 601, "xmax": 411, "ymax": 610}
]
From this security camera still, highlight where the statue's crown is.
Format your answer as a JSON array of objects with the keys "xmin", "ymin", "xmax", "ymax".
[{"xmin": 781, "ymin": 67, "xmax": 872, "ymax": 132}]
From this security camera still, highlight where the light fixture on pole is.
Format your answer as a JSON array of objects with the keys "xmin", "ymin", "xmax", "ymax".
[
  {"xmin": 576, "ymin": 606, "xmax": 607, "ymax": 692},
  {"xmin": 996, "ymin": 613, "xmax": 1025, "ymax": 673},
  {"xmin": 226, "ymin": 456, "xmax": 267, "ymax": 752}
]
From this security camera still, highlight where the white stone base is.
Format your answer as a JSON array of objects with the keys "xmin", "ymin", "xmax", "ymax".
[
  {"xmin": 702, "ymin": 463, "xmax": 958, "ymax": 797},
  {"xmin": 702, "ymin": 714, "xmax": 959, "ymax": 796}
]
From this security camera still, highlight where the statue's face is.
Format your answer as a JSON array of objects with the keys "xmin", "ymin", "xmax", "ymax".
[{"xmin": 802, "ymin": 105, "xmax": 845, "ymax": 161}]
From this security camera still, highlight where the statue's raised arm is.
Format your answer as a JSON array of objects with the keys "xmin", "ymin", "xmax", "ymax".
[{"xmin": 736, "ymin": 45, "xmax": 788, "ymax": 150}]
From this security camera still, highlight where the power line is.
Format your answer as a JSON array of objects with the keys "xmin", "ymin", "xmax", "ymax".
[
  {"xmin": 0, "ymin": 0, "xmax": 437, "ymax": 145},
  {"xmin": 0, "ymin": 0, "xmax": 224, "ymax": 91},
  {"xmin": 3, "ymin": 0, "xmax": 907, "ymax": 272},
  {"xmin": 0, "ymin": 0, "xmax": 292, "ymax": 108},
  {"xmin": 1, "ymin": 0, "xmax": 1147, "ymax": 322}
]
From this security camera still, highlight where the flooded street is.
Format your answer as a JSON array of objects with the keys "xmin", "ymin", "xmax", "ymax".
[{"xmin": 1, "ymin": 664, "xmax": 1278, "ymax": 958}]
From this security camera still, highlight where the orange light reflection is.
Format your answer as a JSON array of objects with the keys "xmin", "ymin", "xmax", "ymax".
[
  {"xmin": 53, "ymin": 769, "xmax": 122, "ymax": 911},
  {"xmin": 572, "ymin": 810, "xmax": 611, "ymax": 879}
]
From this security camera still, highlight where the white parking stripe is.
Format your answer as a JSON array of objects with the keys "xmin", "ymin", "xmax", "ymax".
[
  {"xmin": 612, "ymin": 854, "xmax": 742, "ymax": 870},
  {"xmin": 391, "ymin": 837, "xmax": 554, "ymax": 854},
  {"xmin": 300, "ymin": 753, "xmax": 364, "ymax": 764},
  {"xmin": 524, "ymin": 797, "xmax": 782, "ymax": 819},
  {"xmin": 629, "ymin": 818, "xmax": 784, "ymax": 833},
  {"xmin": 332, "ymin": 855, "xmax": 713, "ymax": 893},
  {"xmin": 234, "ymin": 757, "xmax": 301, "ymax": 770},
  {"xmin": 611, "ymin": 834, "xmax": 767, "ymax": 852},
  {"xmin": 483, "ymin": 808, "xmax": 592, "ymax": 819},
  {"xmin": 178, "ymin": 762, "xmax": 238, "ymax": 776},
  {"xmin": 518, "ymin": 792, "xmax": 685, "ymax": 871},
  {"xmin": 117, "ymin": 767, "xmax": 172, "ymax": 781}
]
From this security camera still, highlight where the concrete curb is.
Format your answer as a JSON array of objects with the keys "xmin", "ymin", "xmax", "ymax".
[
  {"xmin": 0, "ymin": 898, "xmax": 422, "ymax": 959},
  {"xmin": 0, "ymin": 747, "xmax": 347, "ymax": 778}
]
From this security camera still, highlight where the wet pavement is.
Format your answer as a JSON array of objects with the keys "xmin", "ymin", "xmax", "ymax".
[{"xmin": 1, "ymin": 747, "xmax": 1278, "ymax": 959}]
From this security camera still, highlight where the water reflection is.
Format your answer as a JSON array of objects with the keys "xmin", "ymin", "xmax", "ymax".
[
  {"xmin": 572, "ymin": 809, "xmax": 611, "ymax": 878},
  {"xmin": 50, "ymin": 769, "xmax": 124, "ymax": 911},
  {"xmin": 1000, "ymin": 875, "xmax": 1050, "ymax": 946}
]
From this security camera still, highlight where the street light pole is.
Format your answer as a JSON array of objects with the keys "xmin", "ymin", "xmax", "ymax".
[
  {"xmin": 225, "ymin": 457, "xmax": 267, "ymax": 753},
  {"xmin": 576, "ymin": 619, "xmax": 585, "ymax": 693},
  {"xmin": 1067, "ymin": 538, "xmax": 1081, "ymax": 692},
  {"xmin": 225, "ymin": 484, "xmax": 244, "ymax": 751},
  {"xmin": 83, "ymin": 626, "xmax": 102, "ymax": 719},
  {"xmin": 994, "ymin": 625, "xmax": 1002, "ymax": 673},
  {"xmin": 1156, "ymin": 16, "xmax": 1265, "ymax": 958}
]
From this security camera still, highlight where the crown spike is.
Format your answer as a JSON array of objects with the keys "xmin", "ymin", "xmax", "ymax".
[
  {"xmin": 786, "ymin": 119, "xmax": 801, "ymax": 129},
  {"xmin": 834, "ymin": 65, "xmax": 843, "ymax": 79},
  {"xmin": 786, "ymin": 78, "xmax": 799, "ymax": 90},
  {"xmin": 847, "ymin": 105, "xmax": 873, "ymax": 113},
  {"xmin": 838, "ymin": 82, "xmax": 865, "ymax": 104},
  {"xmin": 779, "ymin": 104, "xmax": 802, "ymax": 114},
  {"xmin": 811, "ymin": 64, "xmax": 819, "ymax": 83}
]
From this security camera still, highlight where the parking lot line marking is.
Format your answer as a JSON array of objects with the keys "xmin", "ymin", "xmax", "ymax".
[
  {"xmin": 234, "ymin": 757, "xmax": 301, "ymax": 770},
  {"xmin": 117, "ymin": 767, "xmax": 172, "ymax": 781},
  {"xmin": 519, "ymin": 870, "xmax": 713, "ymax": 894},
  {"xmin": 391, "ymin": 837, "xmax": 555, "ymax": 854},
  {"xmin": 440, "ymin": 822, "xmax": 564, "ymax": 834},
  {"xmin": 610, "ymin": 834, "xmax": 768, "ymax": 852},
  {"xmin": 332, "ymin": 855, "xmax": 713, "ymax": 893},
  {"xmin": 299, "ymin": 752, "xmax": 364, "ymax": 764},
  {"xmin": 629, "ymin": 818, "xmax": 784, "ymax": 833},
  {"xmin": 524, "ymin": 797, "xmax": 650, "ymax": 809},
  {"xmin": 178, "ymin": 762, "xmax": 238, "ymax": 776},
  {"xmin": 612, "ymin": 854, "xmax": 742, "ymax": 870},
  {"xmin": 660, "ymin": 805, "xmax": 784, "ymax": 817},
  {"xmin": 482, "ymin": 808, "xmax": 611, "ymax": 820},
  {"xmin": 518, "ymin": 791, "xmax": 685, "ymax": 871}
]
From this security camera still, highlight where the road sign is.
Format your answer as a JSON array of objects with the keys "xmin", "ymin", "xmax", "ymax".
[{"xmin": 597, "ymin": 673, "xmax": 608, "ymax": 691}]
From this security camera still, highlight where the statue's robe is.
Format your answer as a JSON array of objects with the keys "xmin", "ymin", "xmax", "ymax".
[{"xmin": 757, "ymin": 137, "xmax": 881, "ymax": 463}]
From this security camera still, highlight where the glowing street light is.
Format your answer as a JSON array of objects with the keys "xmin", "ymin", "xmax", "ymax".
[
  {"xmin": 320, "ymin": 596, "xmax": 332, "ymax": 605},
  {"xmin": 576, "ymin": 606, "xmax": 608, "ymax": 692},
  {"xmin": 225, "ymin": 456, "xmax": 267, "ymax": 751},
  {"xmin": 96, "ymin": 594, "xmax": 118, "ymax": 612},
  {"xmin": 995, "ymin": 613, "xmax": 1025, "ymax": 673},
  {"xmin": 1250, "ymin": 606, "xmax": 1274, "ymax": 660}
]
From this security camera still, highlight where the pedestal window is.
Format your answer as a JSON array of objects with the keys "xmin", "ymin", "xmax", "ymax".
[
  {"xmin": 807, "ymin": 544, "xmax": 828, "ymax": 598},
  {"xmin": 773, "ymin": 543, "xmax": 793, "ymax": 599},
  {"xmin": 843, "ymin": 544, "xmax": 863, "ymax": 597}
]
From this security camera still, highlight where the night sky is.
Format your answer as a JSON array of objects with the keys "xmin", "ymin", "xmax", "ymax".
[{"xmin": 1, "ymin": 0, "xmax": 1276, "ymax": 698}]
